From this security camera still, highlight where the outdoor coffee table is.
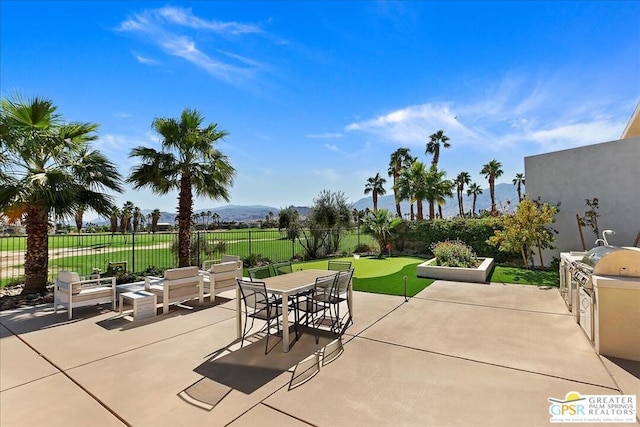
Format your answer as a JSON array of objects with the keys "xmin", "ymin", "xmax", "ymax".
[{"xmin": 119, "ymin": 290, "xmax": 157, "ymax": 321}]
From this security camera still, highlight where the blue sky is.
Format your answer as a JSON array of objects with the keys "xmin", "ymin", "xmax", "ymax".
[{"xmin": 2, "ymin": 1, "xmax": 639, "ymax": 214}]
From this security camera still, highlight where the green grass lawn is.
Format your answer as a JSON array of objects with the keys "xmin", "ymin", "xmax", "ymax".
[
  {"xmin": 293, "ymin": 256, "xmax": 434, "ymax": 297},
  {"xmin": 291, "ymin": 256, "xmax": 560, "ymax": 297},
  {"xmin": 489, "ymin": 266, "xmax": 560, "ymax": 287}
]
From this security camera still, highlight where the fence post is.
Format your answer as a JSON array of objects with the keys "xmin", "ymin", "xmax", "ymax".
[
  {"xmin": 248, "ymin": 229, "xmax": 252, "ymax": 258},
  {"xmin": 196, "ymin": 231, "xmax": 201, "ymax": 267},
  {"xmin": 131, "ymin": 232, "xmax": 135, "ymax": 273}
]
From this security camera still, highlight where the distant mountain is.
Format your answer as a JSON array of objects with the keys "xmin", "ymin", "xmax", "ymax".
[
  {"xmin": 195, "ymin": 205, "xmax": 279, "ymax": 222},
  {"xmin": 86, "ymin": 184, "xmax": 519, "ymax": 226},
  {"xmin": 352, "ymin": 183, "xmax": 520, "ymax": 218}
]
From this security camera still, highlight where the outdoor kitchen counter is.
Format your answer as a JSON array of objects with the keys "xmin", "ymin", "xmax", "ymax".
[{"xmin": 592, "ymin": 274, "xmax": 640, "ymax": 362}]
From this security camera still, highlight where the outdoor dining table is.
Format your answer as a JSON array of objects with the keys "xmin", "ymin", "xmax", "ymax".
[{"xmin": 235, "ymin": 268, "xmax": 353, "ymax": 353}]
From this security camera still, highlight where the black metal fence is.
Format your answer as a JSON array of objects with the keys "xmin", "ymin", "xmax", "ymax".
[{"xmin": 0, "ymin": 228, "xmax": 377, "ymax": 285}]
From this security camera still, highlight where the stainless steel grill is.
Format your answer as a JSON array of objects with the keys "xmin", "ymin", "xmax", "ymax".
[
  {"xmin": 569, "ymin": 245, "xmax": 640, "ymax": 344},
  {"xmin": 584, "ymin": 246, "xmax": 640, "ymax": 277}
]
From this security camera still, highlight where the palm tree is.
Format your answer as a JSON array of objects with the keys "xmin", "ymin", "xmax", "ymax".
[
  {"xmin": 0, "ymin": 95, "xmax": 122, "ymax": 293},
  {"xmin": 513, "ymin": 173, "xmax": 525, "ymax": 202},
  {"xmin": 387, "ymin": 148, "xmax": 414, "ymax": 218},
  {"xmin": 364, "ymin": 172, "xmax": 387, "ymax": 212},
  {"xmin": 127, "ymin": 108, "xmax": 235, "ymax": 267},
  {"xmin": 132, "ymin": 206, "xmax": 142, "ymax": 233},
  {"xmin": 150, "ymin": 208, "xmax": 161, "ymax": 235},
  {"xmin": 425, "ymin": 167, "xmax": 454, "ymax": 220},
  {"xmin": 425, "ymin": 130, "xmax": 451, "ymax": 168},
  {"xmin": 466, "ymin": 183, "xmax": 483, "ymax": 216},
  {"xmin": 120, "ymin": 201, "xmax": 134, "ymax": 234},
  {"xmin": 454, "ymin": 171, "xmax": 471, "ymax": 217},
  {"xmin": 206, "ymin": 210, "xmax": 212, "ymax": 229},
  {"xmin": 402, "ymin": 161, "xmax": 429, "ymax": 220},
  {"xmin": 397, "ymin": 169, "xmax": 415, "ymax": 221},
  {"xmin": 109, "ymin": 206, "xmax": 120, "ymax": 242},
  {"xmin": 362, "ymin": 209, "xmax": 402, "ymax": 256},
  {"xmin": 74, "ymin": 205, "xmax": 86, "ymax": 233},
  {"xmin": 481, "ymin": 159, "xmax": 504, "ymax": 216}
]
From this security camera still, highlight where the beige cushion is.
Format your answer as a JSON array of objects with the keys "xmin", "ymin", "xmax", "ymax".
[
  {"xmin": 58, "ymin": 271, "xmax": 81, "ymax": 283},
  {"xmin": 221, "ymin": 255, "xmax": 241, "ymax": 263},
  {"xmin": 210, "ymin": 261, "xmax": 239, "ymax": 274},
  {"xmin": 164, "ymin": 266, "xmax": 199, "ymax": 281}
]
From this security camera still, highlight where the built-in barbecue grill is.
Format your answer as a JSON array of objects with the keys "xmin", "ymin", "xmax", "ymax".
[
  {"xmin": 581, "ymin": 246, "xmax": 640, "ymax": 277},
  {"xmin": 563, "ymin": 245, "xmax": 640, "ymax": 357}
]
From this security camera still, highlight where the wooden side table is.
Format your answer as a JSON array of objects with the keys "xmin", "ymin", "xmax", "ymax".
[{"xmin": 119, "ymin": 290, "xmax": 157, "ymax": 321}]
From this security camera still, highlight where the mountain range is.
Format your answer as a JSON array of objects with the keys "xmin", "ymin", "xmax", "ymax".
[{"xmin": 89, "ymin": 183, "xmax": 519, "ymax": 224}]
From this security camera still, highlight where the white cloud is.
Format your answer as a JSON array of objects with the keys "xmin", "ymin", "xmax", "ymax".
[
  {"xmin": 156, "ymin": 6, "xmax": 263, "ymax": 35},
  {"xmin": 115, "ymin": 112, "xmax": 132, "ymax": 118},
  {"xmin": 116, "ymin": 6, "xmax": 269, "ymax": 84},
  {"xmin": 346, "ymin": 103, "xmax": 473, "ymax": 146},
  {"xmin": 344, "ymin": 76, "xmax": 630, "ymax": 155},
  {"xmin": 324, "ymin": 144, "xmax": 341, "ymax": 152},
  {"xmin": 132, "ymin": 52, "xmax": 159, "ymax": 65}
]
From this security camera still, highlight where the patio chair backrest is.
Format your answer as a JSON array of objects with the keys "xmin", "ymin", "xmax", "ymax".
[
  {"xmin": 220, "ymin": 255, "xmax": 241, "ymax": 264},
  {"xmin": 328, "ymin": 260, "xmax": 352, "ymax": 271},
  {"xmin": 164, "ymin": 266, "xmax": 199, "ymax": 281},
  {"xmin": 336, "ymin": 269, "xmax": 354, "ymax": 294},
  {"xmin": 56, "ymin": 271, "xmax": 83, "ymax": 295},
  {"xmin": 314, "ymin": 272, "xmax": 339, "ymax": 301},
  {"xmin": 273, "ymin": 261, "xmax": 293, "ymax": 276},
  {"xmin": 237, "ymin": 279, "xmax": 270, "ymax": 312},
  {"xmin": 57, "ymin": 271, "xmax": 81, "ymax": 284},
  {"xmin": 248, "ymin": 265, "xmax": 274, "ymax": 281}
]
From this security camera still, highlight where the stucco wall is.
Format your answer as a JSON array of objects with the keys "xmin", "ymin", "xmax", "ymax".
[{"xmin": 525, "ymin": 137, "xmax": 640, "ymax": 263}]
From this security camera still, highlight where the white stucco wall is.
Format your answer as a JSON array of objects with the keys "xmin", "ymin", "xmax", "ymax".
[{"xmin": 525, "ymin": 137, "xmax": 640, "ymax": 264}]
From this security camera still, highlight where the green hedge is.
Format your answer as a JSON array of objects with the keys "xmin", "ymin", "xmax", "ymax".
[{"xmin": 391, "ymin": 218, "xmax": 514, "ymax": 262}]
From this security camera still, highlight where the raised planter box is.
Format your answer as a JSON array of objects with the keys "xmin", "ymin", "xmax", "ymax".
[{"xmin": 416, "ymin": 257, "xmax": 494, "ymax": 283}]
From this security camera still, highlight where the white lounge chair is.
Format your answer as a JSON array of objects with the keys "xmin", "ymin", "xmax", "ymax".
[
  {"xmin": 54, "ymin": 271, "xmax": 116, "ymax": 319},
  {"xmin": 145, "ymin": 266, "xmax": 204, "ymax": 315},
  {"xmin": 200, "ymin": 255, "xmax": 243, "ymax": 298}
]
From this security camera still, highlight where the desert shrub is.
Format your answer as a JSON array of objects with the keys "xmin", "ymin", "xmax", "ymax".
[
  {"xmin": 142, "ymin": 266, "xmax": 164, "ymax": 277},
  {"xmin": 242, "ymin": 254, "xmax": 272, "ymax": 268},
  {"xmin": 430, "ymin": 239, "xmax": 479, "ymax": 268},
  {"xmin": 353, "ymin": 243, "xmax": 374, "ymax": 254}
]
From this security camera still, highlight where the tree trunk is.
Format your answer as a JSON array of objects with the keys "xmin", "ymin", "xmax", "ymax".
[
  {"xmin": 520, "ymin": 246, "xmax": 529, "ymax": 268},
  {"xmin": 417, "ymin": 200, "xmax": 424, "ymax": 220},
  {"xmin": 472, "ymin": 196, "xmax": 477, "ymax": 216},
  {"xmin": 438, "ymin": 205, "xmax": 443, "ymax": 219},
  {"xmin": 490, "ymin": 178, "xmax": 496, "ymax": 215},
  {"xmin": 410, "ymin": 204, "xmax": 415, "ymax": 221},
  {"xmin": 537, "ymin": 241, "xmax": 544, "ymax": 267},
  {"xmin": 22, "ymin": 207, "xmax": 50, "ymax": 294},
  {"xmin": 428, "ymin": 202, "xmax": 435, "ymax": 220},
  {"xmin": 177, "ymin": 174, "xmax": 193, "ymax": 267},
  {"xmin": 393, "ymin": 174, "xmax": 402, "ymax": 218}
]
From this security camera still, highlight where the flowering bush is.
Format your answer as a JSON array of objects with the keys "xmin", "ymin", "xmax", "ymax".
[{"xmin": 430, "ymin": 239, "xmax": 479, "ymax": 268}]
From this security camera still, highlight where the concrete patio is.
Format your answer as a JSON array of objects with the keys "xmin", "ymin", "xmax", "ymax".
[{"xmin": 1, "ymin": 280, "xmax": 638, "ymax": 426}]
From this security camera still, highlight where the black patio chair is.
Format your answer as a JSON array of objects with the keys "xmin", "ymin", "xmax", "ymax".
[
  {"xmin": 248, "ymin": 265, "xmax": 274, "ymax": 281},
  {"xmin": 295, "ymin": 272, "xmax": 340, "ymax": 344},
  {"xmin": 237, "ymin": 279, "xmax": 283, "ymax": 354},
  {"xmin": 272, "ymin": 261, "xmax": 293, "ymax": 276},
  {"xmin": 328, "ymin": 260, "xmax": 352, "ymax": 271}
]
